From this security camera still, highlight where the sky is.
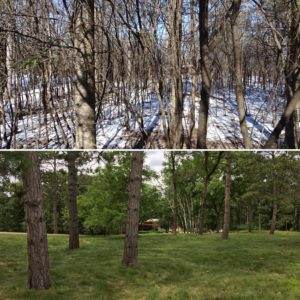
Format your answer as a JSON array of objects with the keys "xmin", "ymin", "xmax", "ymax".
[{"xmin": 144, "ymin": 151, "xmax": 166, "ymax": 173}]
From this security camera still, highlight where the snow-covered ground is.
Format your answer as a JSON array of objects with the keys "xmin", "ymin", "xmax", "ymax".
[{"xmin": 0, "ymin": 82, "xmax": 285, "ymax": 149}]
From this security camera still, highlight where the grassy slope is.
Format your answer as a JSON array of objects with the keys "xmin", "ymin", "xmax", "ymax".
[{"xmin": 0, "ymin": 231, "xmax": 300, "ymax": 300}]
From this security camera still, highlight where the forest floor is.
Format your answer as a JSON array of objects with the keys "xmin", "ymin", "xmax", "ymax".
[
  {"xmin": 0, "ymin": 231, "xmax": 299, "ymax": 299},
  {"xmin": 1, "ymin": 84, "xmax": 285, "ymax": 149}
]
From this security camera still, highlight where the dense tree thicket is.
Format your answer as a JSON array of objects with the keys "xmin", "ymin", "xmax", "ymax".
[
  {"xmin": 0, "ymin": 0, "xmax": 299, "ymax": 149},
  {"xmin": 1, "ymin": 151, "xmax": 300, "ymax": 235}
]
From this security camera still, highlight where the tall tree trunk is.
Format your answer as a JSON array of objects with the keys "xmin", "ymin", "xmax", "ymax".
[
  {"xmin": 168, "ymin": 0, "xmax": 184, "ymax": 148},
  {"xmin": 198, "ymin": 177, "xmax": 208, "ymax": 234},
  {"xmin": 197, "ymin": 0, "xmax": 211, "ymax": 149},
  {"xmin": 73, "ymin": 0, "xmax": 96, "ymax": 149},
  {"xmin": 122, "ymin": 151, "xmax": 144, "ymax": 267},
  {"xmin": 284, "ymin": 0, "xmax": 300, "ymax": 148},
  {"xmin": 23, "ymin": 152, "xmax": 51, "ymax": 290},
  {"xmin": 188, "ymin": 0, "xmax": 197, "ymax": 147},
  {"xmin": 270, "ymin": 183, "xmax": 277, "ymax": 234},
  {"xmin": 170, "ymin": 152, "xmax": 178, "ymax": 234},
  {"xmin": 198, "ymin": 152, "xmax": 222, "ymax": 233},
  {"xmin": 222, "ymin": 152, "xmax": 232, "ymax": 240},
  {"xmin": 293, "ymin": 205, "xmax": 298, "ymax": 231},
  {"xmin": 264, "ymin": 1, "xmax": 300, "ymax": 149},
  {"xmin": 0, "ymin": 30, "xmax": 7, "ymax": 144},
  {"xmin": 248, "ymin": 206, "xmax": 253, "ymax": 232},
  {"xmin": 67, "ymin": 152, "xmax": 79, "ymax": 249},
  {"xmin": 264, "ymin": 86, "xmax": 300, "ymax": 148},
  {"xmin": 52, "ymin": 156, "xmax": 58, "ymax": 234},
  {"xmin": 230, "ymin": 0, "xmax": 252, "ymax": 148}
]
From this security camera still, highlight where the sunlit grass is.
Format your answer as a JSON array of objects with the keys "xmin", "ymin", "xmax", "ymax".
[{"xmin": 0, "ymin": 231, "xmax": 300, "ymax": 299}]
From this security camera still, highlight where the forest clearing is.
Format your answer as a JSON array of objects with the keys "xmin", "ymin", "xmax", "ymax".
[
  {"xmin": 0, "ymin": 232, "xmax": 300, "ymax": 299},
  {"xmin": 0, "ymin": 151, "xmax": 300, "ymax": 298}
]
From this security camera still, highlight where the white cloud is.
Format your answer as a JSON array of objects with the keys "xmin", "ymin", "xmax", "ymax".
[{"xmin": 145, "ymin": 151, "xmax": 166, "ymax": 173}]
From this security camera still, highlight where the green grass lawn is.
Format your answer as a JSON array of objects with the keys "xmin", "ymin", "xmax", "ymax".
[{"xmin": 0, "ymin": 231, "xmax": 300, "ymax": 300}]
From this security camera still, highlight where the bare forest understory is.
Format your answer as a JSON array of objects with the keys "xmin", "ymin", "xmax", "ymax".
[
  {"xmin": 0, "ymin": 0, "xmax": 299, "ymax": 149},
  {"xmin": 0, "ymin": 81, "xmax": 287, "ymax": 149}
]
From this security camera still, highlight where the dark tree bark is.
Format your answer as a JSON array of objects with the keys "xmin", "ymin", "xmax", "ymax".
[
  {"xmin": 222, "ymin": 152, "xmax": 232, "ymax": 240},
  {"xmin": 229, "ymin": 0, "xmax": 252, "ymax": 149},
  {"xmin": 122, "ymin": 151, "xmax": 143, "ymax": 267},
  {"xmin": 270, "ymin": 183, "xmax": 277, "ymax": 234},
  {"xmin": 170, "ymin": 152, "xmax": 178, "ymax": 234},
  {"xmin": 73, "ymin": 0, "xmax": 96, "ymax": 149},
  {"xmin": 264, "ymin": 87, "xmax": 300, "ymax": 148},
  {"xmin": 197, "ymin": 0, "xmax": 211, "ymax": 149},
  {"xmin": 248, "ymin": 206, "xmax": 253, "ymax": 233},
  {"xmin": 168, "ymin": 0, "xmax": 184, "ymax": 148},
  {"xmin": 263, "ymin": 1, "xmax": 300, "ymax": 149},
  {"xmin": 293, "ymin": 204, "xmax": 299, "ymax": 231},
  {"xmin": 284, "ymin": 0, "xmax": 300, "ymax": 148},
  {"xmin": 198, "ymin": 177, "xmax": 208, "ymax": 234},
  {"xmin": 67, "ymin": 152, "xmax": 79, "ymax": 249},
  {"xmin": 23, "ymin": 152, "xmax": 51, "ymax": 290},
  {"xmin": 0, "ymin": 30, "xmax": 7, "ymax": 144},
  {"xmin": 52, "ymin": 156, "xmax": 58, "ymax": 234},
  {"xmin": 198, "ymin": 152, "xmax": 223, "ymax": 233}
]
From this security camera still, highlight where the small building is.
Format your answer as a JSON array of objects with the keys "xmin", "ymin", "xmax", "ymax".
[{"xmin": 139, "ymin": 219, "xmax": 160, "ymax": 231}]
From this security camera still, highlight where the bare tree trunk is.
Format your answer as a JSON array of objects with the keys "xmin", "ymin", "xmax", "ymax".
[
  {"xmin": 197, "ymin": 0, "xmax": 211, "ymax": 149},
  {"xmin": 73, "ymin": 0, "xmax": 96, "ymax": 149},
  {"xmin": 67, "ymin": 152, "xmax": 79, "ymax": 249},
  {"xmin": 23, "ymin": 152, "xmax": 51, "ymax": 290},
  {"xmin": 264, "ymin": 87, "xmax": 300, "ymax": 148},
  {"xmin": 168, "ymin": 0, "xmax": 184, "ymax": 148},
  {"xmin": 0, "ymin": 30, "xmax": 7, "ymax": 144},
  {"xmin": 284, "ymin": 0, "xmax": 300, "ymax": 148},
  {"xmin": 188, "ymin": 0, "xmax": 197, "ymax": 147},
  {"xmin": 52, "ymin": 156, "xmax": 58, "ymax": 234},
  {"xmin": 230, "ymin": 0, "xmax": 252, "ymax": 148},
  {"xmin": 170, "ymin": 152, "xmax": 178, "ymax": 234},
  {"xmin": 122, "ymin": 151, "xmax": 144, "ymax": 267},
  {"xmin": 222, "ymin": 152, "xmax": 232, "ymax": 240}
]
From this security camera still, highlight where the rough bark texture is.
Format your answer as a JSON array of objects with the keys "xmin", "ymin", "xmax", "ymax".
[
  {"xmin": 264, "ymin": 86, "xmax": 300, "ymax": 148},
  {"xmin": 0, "ymin": 29, "xmax": 7, "ymax": 143},
  {"xmin": 122, "ymin": 151, "xmax": 143, "ymax": 267},
  {"xmin": 222, "ymin": 152, "xmax": 232, "ymax": 240},
  {"xmin": 168, "ymin": 0, "xmax": 184, "ymax": 148},
  {"xmin": 264, "ymin": 0, "xmax": 300, "ymax": 149},
  {"xmin": 197, "ymin": 0, "xmax": 211, "ymax": 149},
  {"xmin": 230, "ymin": 0, "xmax": 252, "ymax": 149},
  {"xmin": 74, "ymin": 0, "xmax": 96, "ymax": 149},
  {"xmin": 67, "ymin": 152, "xmax": 79, "ymax": 249},
  {"xmin": 284, "ymin": 0, "xmax": 300, "ymax": 148},
  {"xmin": 52, "ymin": 157, "xmax": 58, "ymax": 234},
  {"xmin": 170, "ymin": 152, "xmax": 178, "ymax": 234},
  {"xmin": 188, "ymin": 0, "xmax": 197, "ymax": 147},
  {"xmin": 23, "ymin": 152, "xmax": 51, "ymax": 290}
]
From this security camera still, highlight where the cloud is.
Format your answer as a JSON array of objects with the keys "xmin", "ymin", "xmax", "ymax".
[{"xmin": 145, "ymin": 151, "xmax": 165, "ymax": 173}]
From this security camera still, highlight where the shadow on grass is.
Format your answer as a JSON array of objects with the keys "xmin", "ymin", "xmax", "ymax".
[{"xmin": 1, "ymin": 232, "xmax": 300, "ymax": 299}]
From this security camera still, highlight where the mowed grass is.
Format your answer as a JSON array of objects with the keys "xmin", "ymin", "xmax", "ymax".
[{"xmin": 1, "ymin": 232, "xmax": 300, "ymax": 300}]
